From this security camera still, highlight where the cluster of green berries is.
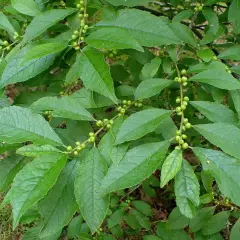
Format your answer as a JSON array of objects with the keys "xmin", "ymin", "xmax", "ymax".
[
  {"xmin": 175, "ymin": 96, "xmax": 189, "ymax": 114},
  {"xmin": 117, "ymin": 100, "xmax": 143, "ymax": 116},
  {"xmin": 194, "ymin": 3, "xmax": 204, "ymax": 12},
  {"xmin": 60, "ymin": 0, "xmax": 66, "ymax": 7},
  {"xmin": 225, "ymin": 66, "xmax": 232, "ymax": 74},
  {"xmin": 13, "ymin": 31, "xmax": 19, "ymax": 40},
  {"xmin": 212, "ymin": 56, "xmax": 218, "ymax": 61},
  {"xmin": 174, "ymin": 69, "xmax": 189, "ymax": 87},
  {"xmin": 175, "ymin": 120, "xmax": 192, "ymax": 150},
  {"xmin": 96, "ymin": 118, "xmax": 114, "ymax": 130},
  {"xmin": 0, "ymin": 40, "xmax": 11, "ymax": 52},
  {"xmin": 44, "ymin": 110, "xmax": 52, "ymax": 120},
  {"xmin": 107, "ymin": 49, "xmax": 118, "ymax": 59}
]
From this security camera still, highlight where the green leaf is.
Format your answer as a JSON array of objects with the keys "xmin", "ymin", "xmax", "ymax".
[
  {"xmin": 132, "ymin": 201, "xmax": 152, "ymax": 217},
  {"xmin": 74, "ymin": 148, "xmax": 110, "ymax": 233},
  {"xmin": 201, "ymin": 211, "xmax": 230, "ymax": 236},
  {"xmin": 65, "ymin": 55, "xmax": 81, "ymax": 85},
  {"xmin": 97, "ymin": 9, "xmax": 180, "ymax": 47},
  {"xmin": 228, "ymin": 0, "xmax": 240, "ymax": 22},
  {"xmin": 170, "ymin": 22, "xmax": 198, "ymax": 47},
  {"xmin": 105, "ymin": 0, "xmax": 151, "ymax": 6},
  {"xmin": 135, "ymin": 78, "xmax": 173, "ymax": 100},
  {"xmin": 189, "ymin": 69, "xmax": 240, "ymax": 90},
  {"xmin": 143, "ymin": 236, "xmax": 162, "ymax": 240},
  {"xmin": 175, "ymin": 195, "xmax": 196, "ymax": 219},
  {"xmin": 11, "ymin": 0, "xmax": 41, "ymax": 16},
  {"xmin": 218, "ymin": 45, "xmax": 240, "ymax": 60},
  {"xmin": 230, "ymin": 218, "xmax": 240, "ymax": 240},
  {"xmin": 140, "ymin": 58, "xmax": 162, "ymax": 80},
  {"xmin": 231, "ymin": 90, "xmax": 240, "ymax": 119},
  {"xmin": 115, "ymin": 108, "xmax": 172, "ymax": 144},
  {"xmin": 190, "ymin": 101, "xmax": 238, "ymax": 125},
  {"xmin": 23, "ymin": 8, "xmax": 76, "ymax": 43},
  {"xmin": 202, "ymin": 9, "xmax": 219, "ymax": 38},
  {"xmin": 21, "ymin": 42, "xmax": 68, "ymax": 64},
  {"xmin": 175, "ymin": 160, "xmax": 200, "ymax": 218},
  {"xmin": 99, "ymin": 116, "xmax": 129, "ymax": 166},
  {"xmin": 67, "ymin": 215, "xmax": 83, "ymax": 239},
  {"xmin": 0, "ymin": 155, "xmax": 25, "ymax": 192},
  {"xmin": 193, "ymin": 123, "xmax": 240, "ymax": 159},
  {"xmin": 166, "ymin": 207, "xmax": 190, "ymax": 230},
  {"xmin": 197, "ymin": 49, "xmax": 215, "ymax": 62},
  {"xmin": 0, "ymin": 12, "xmax": 15, "ymax": 33},
  {"xmin": 100, "ymin": 141, "xmax": 169, "ymax": 195},
  {"xmin": 155, "ymin": 117, "xmax": 178, "ymax": 140},
  {"xmin": 131, "ymin": 209, "xmax": 151, "ymax": 229},
  {"xmin": 31, "ymin": 96, "xmax": 94, "ymax": 121},
  {"xmin": 107, "ymin": 209, "xmax": 124, "ymax": 229},
  {"xmin": 77, "ymin": 47, "xmax": 117, "ymax": 103},
  {"xmin": 9, "ymin": 153, "xmax": 67, "ymax": 228},
  {"xmin": 189, "ymin": 207, "xmax": 215, "ymax": 232},
  {"xmin": 17, "ymin": 144, "xmax": 60, "ymax": 157},
  {"xmin": 160, "ymin": 149, "xmax": 182, "ymax": 188},
  {"xmin": 172, "ymin": 9, "xmax": 194, "ymax": 23},
  {"xmin": 0, "ymin": 106, "xmax": 63, "ymax": 146},
  {"xmin": 39, "ymin": 160, "xmax": 78, "ymax": 238},
  {"xmin": 193, "ymin": 148, "xmax": 240, "ymax": 206},
  {"xmin": 86, "ymin": 28, "xmax": 143, "ymax": 52},
  {"xmin": 0, "ymin": 45, "xmax": 55, "ymax": 88}
]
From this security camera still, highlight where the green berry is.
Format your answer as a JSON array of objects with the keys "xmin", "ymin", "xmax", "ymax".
[
  {"xmin": 127, "ymin": 100, "xmax": 132, "ymax": 106},
  {"xmin": 185, "ymin": 123, "xmax": 192, "ymax": 129},
  {"xmin": 74, "ymin": 46, "xmax": 80, "ymax": 50},
  {"xmin": 183, "ymin": 82, "xmax": 188, "ymax": 87},
  {"xmin": 3, "ymin": 41, "xmax": 8, "ymax": 46},
  {"xmin": 77, "ymin": 4, "xmax": 81, "ymax": 8},
  {"xmin": 198, "ymin": 6, "xmax": 203, "ymax": 10},
  {"xmin": 80, "ymin": 0, "xmax": 84, "ymax": 4},
  {"xmin": 109, "ymin": 53, "xmax": 114, "ymax": 58},
  {"xmin": 89, "ymin": 132, "xmax": 95, "ymax": 137},
  {"xmin": 175, "ymin": 146, "xmax": 181, "ymax": 150},
  {"xmin": 76, "ymin": 141, "xmax": 81, "ymax": 146},
  {"xmin": 176, "ymin": 98, "xmax": 181, "ymax": 103},
  {"xmin": 103, "ymin": 119, "xmax": 109, "ymax": 124},
  {"xmin": 123, "ymin": 104, "xmax": 127, "ymax": 108},
  {"xmin": 176, "ymin": 107, "xmax": 181, "ymax": 112},
  {"xmin": 106, "ymin": 124, "xmax": 111, "ymax": 129},
  {"xmin": 182, "ymin": 76, "xmax": 188, "ymax": 82},
  {"xmin": 79, "ymin": 13, "xmax": 83, "ymax": 18},
  {"xmin": 176, "ymin": 130, "xmax": 181, "ymax": 136},
  {"xmin": 96, "ymin": 120, "xmax": 103, "ymax": 127},
  {"xmin": 77, "ymin": 146, "xmax": 82, "ymax": 151},
  {"xmin": 181, "ymin": 69, "xmax": 187, "ymax": 75},
  {"xmin": 74, "ymin": 30, "xmax": 79, "ymax": 35},
  {"xmin": 212, "ymin": 56, "xmax": 218, "ymax": 60},
  {"xmin": 177, "ymin": 112, "xmax": 183, "ymax": 116},
  {"xmin": 84, "ymin": 25, "xmax": 88, "ymax": 30},
  {"xmin": 175, "ymin": 136, "xmax": 180, "ymax": 142},
  {"xmin": 227, "ymin": 70, "xmax": 232, "ymax": 74},
  {"xmin": 183, "ymin": 118, "xmax": 188, "ymax": 124},
  {"xmin": 82, "ymin": 29, "xmax": 86, "ymax": 33},
  {"xmin": 179, "ymin": 139, "xmax": 184, "ymax": 145},
  {"xmin": 81, "ymin": 143, "xmax": 86, "ymax": 148},
  {"xmin": 109, "ymin": 120, "xmax": 114, "ymax": 125},
  {"xmin": 182, "ymin": 101, "xmax": 188, "ymax": 106},
  {"xmin": 44, "ymin": 111, "xmax": 49, "ymax": 115},
  {"xmin": 122, "ymin": 100, "xmax": 127, "ymax": 104},
  {"xmin": 120, "ymin": 109, "xmax": 126, "ymax": 114},
  {"xmin": 80, "ymin": 7, "xmax": 85, "ymax": 11},
  {"xmin": 74, "ymin": 151, "xmax": 78, "ymax": 156},
  {"xmin": 84, "ymin": 14, "xmax": 88, "ymax": 18},
  {"xmin": 89, "ymin": 136, "xmax": 95, "ymax": 143},
  {"xmin": 182, "ymin": 134, "xmax": 187, "ymax": 139},
  {"xmin": 184, "ymin": 96, "xmax": 189, "ymax": 102},
  {"xmin": 72, "ymin": 34, "xmax": 77, "ymax": 40},
  {"xmin": 181, "ymin": 105, "xmax": 186, "ymax": 111},
  {"xmin": 174, "ymin": 77, "xmax": 179, "ymax": 82},
  {"xmin": 80, "ymin": 37, "xmax": 84, "ymax": 41},
  {"xmin": 137, "ymin": 103, "xmax": 143, "ymax": 107},
  {"xmin": 177, "ymin": 78, "xmax": 182, "ymax": 83},
  {"xmin": 67, "ymin": 146, "xmax": 72, "ymax": 151},
  {"xmin": 182, "ymin": 143, "xmax": 189, "ymax": 149}
]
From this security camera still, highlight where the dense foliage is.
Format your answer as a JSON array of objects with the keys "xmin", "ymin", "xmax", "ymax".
[{"xmin": 0, "ymin": 0, "xmax": 240, "ymax": 239}]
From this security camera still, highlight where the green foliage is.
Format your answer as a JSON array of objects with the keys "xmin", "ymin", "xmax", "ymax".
[{"xmin": 0, "ymin": 0, "xmax": 240, "ymax": 239}]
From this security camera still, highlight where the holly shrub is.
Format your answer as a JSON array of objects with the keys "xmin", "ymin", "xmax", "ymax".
[{"xmin": 0, "ymin": 0, "xmax": 240, "ymax": 239}]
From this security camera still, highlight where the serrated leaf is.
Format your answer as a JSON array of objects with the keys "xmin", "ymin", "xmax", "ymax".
[
  {"xmin": 175, "ymin": 196, "xmax": 196, "ymax": 219},
  {"xmin": 0, "ymin": 155, "xmax": 25, "ymax": 192},
  {"xmin": 193, "ymin": 147, "xmax": 240, "ymax": 206},
  {"xmin": 23, "ymin": 8, "xmax": 76, "ymax": 43},
  {"xmin": 97, "ymin": 9, "xmax": 180, "ymax": 47},
  {"xmin": 189, "ymin": 206, "xmax": 215, "ymax": 232},
  {"xmin": 21, "ymin": 42, "xmax": 68, "ymax": 64},
  {"xmin": 189, "ymin": 69, "xmax": 240, "ymax": 90},
  {"xmin": 175, "ymin": 161, "xmax": 200, "ymax": 218},
  {"xmin": 218, "ymin": 45, "xmax": 240, "ymax": 60},
  {"xmin": 0, "ymin": 106, "xmax": 63, "ymax": 146},
  {"xmin": 11, "ymin": 0, "xmax": 41, "ymax": 16},
  {"xmin": 86, "ymin": 28, "xmax": 143, "ymax": 52},
  {"xmin": 9, "ymin": 153, "xmax": 67, "ymax": 228},
  {"xmin": 230, "ymin": 218, "xmax": 240, "ymax": 240},
  {"xmin": 193, "ymin": 123, "xmax": 240, "ymax": 159},
  {"xmin": 77, "ymin": 47, "xmax": 117, "ymax": 103},
  {"xmin": 140, "ymin": 58, "xmax": 162, "ymax": 80},
  {"xmin": 31, "ymin": 96, "xmax": 94, "ymax": 121},
  {"xmin": 74, "ymin": 148, "xmax": 110, "ymax": 233},
  {"xmin": 100, "ymin": 141, "xmax": 169, "ymax": 195},
  {"xmin": 0, "ymin": 45, "xmax": 56, "ymax": 88},
  {"xmin": 201, "ymin": 211, "xmax": 230, "ymax": 236},
  {"xmin": 160, "ymin": 149, "xmax": 182, "ymax": 188},
  {"xmin": 135, "ymin": 78, "xmax": 172, "ymax": 100},
  {"xmin": 170, "ymin": 22, "xmax": 198, "ymax": 47},
  {"xmin": 105, "ymin": 0, "xmax": 151, "ymax": 6},
  {"xmin": 115, "ymin": 108, "xmax": 172, "ymax": 144},
  {"xmin": 17, "ymin": 144, "xmax": 60, "ymax": 157},
  {"xmin": 0, "ymin": 12, "xmax": 16, "ymax": 33},
  {"xmin": 39, "ymin": 160, "xmax": 78, "ymax": 238},
  {"xmin": 190, "ymin": 101, "xmax": 238, "ymax": 125}
]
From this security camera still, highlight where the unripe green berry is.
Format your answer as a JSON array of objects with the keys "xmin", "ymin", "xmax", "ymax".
[
  {"xmin": 120, "ymin": 109, "xmax": 126, "ymax": 114},
  {"xmin": 109, "ymin": 120, "xmax": 114, "ymax": 125},
  {"xmin": 79, "ymin": 13, "xmax": 83, "ymax": 18},
  {"xmin": 77, "ymin": 4, "xmax": 81, "ymax": 8},
  {"xmin": 76, "ymin": 141, "xmax": 81, "ymax": 146},
  {"xmin": 179, "ymin": 139, "xmax": 184, "ymax": 145},
  {"xmin": 176, "ymin": 130, "xmax": 181, "ymax": 136},
  {"xmin": 80, "ymin": 37, "xmax": 84, "ymax": 41},
  {"xmin": 103, "ymin": 119, "xmax": 109, "ymax": 124},
  {"xmin": 82, "ymin": 29, "xmax": 86, "ymax": 33},
  {"xmin": 174, "ymin": 77, "xmax": 179, "ymax": 82},
  {"xmin": 89, "ymin": 132, "xmax": 95, "ymax": 137},
  {"xmin": 127, "ymin": 100, "xmax": 132, "ymax": 105},
  {"xmin": 175, "ymin": 136, "xmax": 180, "ymax": 142},
  {"xmin": 175, "ymin": 146, "xmax": 181, "ymax": 150},
  {"xmin": 177, "ymin": 78, "xmax": 182, "ymax": 83},
  {"xmin": 184, "ymin": 96, "xmax": 189, "ymax": 102},
  {"xmin": 182, "ymin": 76, "xmax": 188, "ymax": 82},
  {"xmin": 182, "ymin": 143, "xmax": 189, "ymax": 149},
  {"xmin": 74, "ymin": 151, "xmax": 78, "ymax": 156},
  {"xmin": 106, "ymin": 124, "xmax": 111, "ymax": 129},
  {"xmin": 81, "ymin": 143, "xmax": 86, "ymax": 148},
  {"xmin": 212, "ymin": 56, "xmax": 218, "ymax": 60},
  {"xmin": 89, "ymin": 136, "xmax": 95, "ymax": 143},
  {"xmin": 72, "ymin": 34, "xmax": 77, "ymax": 40},
  {"xmin": 176, "ymin": 98, "xmax": 181, "ymax": 103},
  {"xmin": 74, "ymin": 46, "xmax": 80, "ymax": 50},
  {"xmin": 181, "ymin": 69, "xmax": 187, "ymax": 75},
  {"xmin": 73, "ymin": 42, "xmax": 78, "ymax": 46},
  {"xmin": 182, "ymin": 126, "xmax": 186, "ymax": 131},
  {"xmin": 77, "ymin": 146, "xmax": 82, "ymax": 151},
  {"xmin": 74, "ymin": 30, "xmax": 79, "ymax": 35},
  {"xmin": 122, "ymin": 100, "xmax": 127, "ymax": 104},
  {"xmin": 182, "ymin": 82, "xmax": 188, "ymax": 87},
  {"xmin": 183, "ymin": 118, "xmax": 188, "ymax": 124},
  {"xmin": 96, "ymin": 120, "xmax": 102, "ymax": 127},
  {"xmin": 84, "ymin": 25, "xmax": 88, "ymax": 30},
  {"xmin": 44, "ymin": 111, "xmax": 49, "ymax": 115},
  {"xmin": 182, "ymin": 101, "xmax": 188, "ymax": 106},
  {"xmin": 227, "ymin": 70, "xmax": 232, "ymax": 74},
  {"xmin": 185, "ymin": 123, "xmax": 192, "ymax": 129},
  {"xmin": 176, "ymin": 107, "xmax": 181, "ymax": 112},
  {"xmin": 198, "ymin": 6, "xmax": 203, "ymax": 10},
  {"xmin": 137, "ymin": 103, "xmax": 143, "ymax": 107},
  {"xmin": 3, "ymin": 41, "xmax": 9, "ymax": 46},
  {"xmin": 80, "ymin": 7, "xmax": 85, "ymax": 11},
  {"xmin": 80, "ymin": 0, "xmax": 84, "ymax": 4},
  {"xmin": 182, "ymin": 134, "xmax": 187, "ymax": 139},
  {"xmin": 118, "ymin": 113, "xmax": 122, "ymax": 117},
  {"xmin": 84, "ymin": 14, "xmax": 88, "ymax": 18},
  {"xmin": 109, "ymin": 53, "xmax": 114, "ymax": 58},
  {"xmin": 67, "ymin": 146, "xmax": 72, "ymax": 151},
  {"xmin": 177, "ymin": 112, "xmax": 183, "ymax": 116},
  {"xmin": 181, "ymin": 105, "xmax": 186, "ymax": 111}
]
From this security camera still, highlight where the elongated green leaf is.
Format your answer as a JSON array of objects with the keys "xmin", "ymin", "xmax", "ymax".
[
  {"xmin": 0, "ymin": 45, "xmax": 55, "ymax": 88},
  {"xmin": 9, "ymin": 153, "xmax": 67, "ymax": 228},
  {"xmin": 194, "ymin": 123, "xmax": 240, "ymax": 159},
  {"xmin": 201, "ymin": 211, "xmax": 230, "ymax": 236},
  {"xmin": 100, "ymin": 141, "xmax": 169, "ymax": 195},
  {"xmin": 189, "ymin": 69, "xmax": 240, "ymax": 90},
  {"xmin": 193, "ymin": 148, "xmax": 240, "ymax": 206},
  {"xmin": 218, "ymin": 45, "xmax": 240, "ymax": 60},
  {"xmin": 175, "ymin": 195, "xmax": 195, "ymax": 219},
  {"xmin": 65, "ymin": 55, "xmax": 81, "ymax": 85},
  {"xmin": 39, "ymin": 160, "xmax": 78, "ymax": 238},
  {"xmin": 99, "ymin": 116, "xmax": 129, "ymax": 166},
  {"xmin": 189, "ymin": 207, "xmax": 215, "ymax": 232},
  {"xmin": 174, "ymin": 161, "xmax": 200, "ymax": 218},
  {"xmin": 170, "ymin": 22, "xmax": 198, "ymax": 47},
  {"xmin": 160, "ymin": 149, "xmax": 182, "ymax": 188},
  {"xmin": 17, "ymin": 144, "xmax": 60, "ymax": 157},
  {"xmin": 23, "ymin": 8, "xmax": 76, "ymax": 43},
  {"xmin": 172, "ymin": 9, "xmax": 194, "ymax": 23},
  {"xmin": 78, "ymin": 47, "xmax": 117, "ymax": 103},
  {"xmin": 229, "ymin": 0, "xmax": 240, "ymax": 22},
  {"xmin": 0, "ymin": 106, "xmax": 63, "ymax": 146},
  {"xmin": 197, "ymin": 49, "xmax": 215, "ymax": 62},
  {"xmin": 190, "ymin": 101, "xmax": 238, "ymax": 125},
  {"xmin": 22, "ymin": 42, "xmax": 68, "ymax": 64},
  {"xmin": 11, "ymin": 0, "xmax": 41, "ymax": 16},
  {"xmin": 140, "ymin": 58, "xmax": 162, "ymax": 80},
  {"xmin": 105, "ymin": 0, "xmax": 150, "ymax": 6},
  {"xmin": 86, "ymin": 28, "xmax": 143, "ymax": 52},
  {"xmin": 115, "ymin": 108, "xmax": 172, "ymax": 144},
  {"xmin": 31, "ymin": 96, "xmax": 94, "ymax": 121},
  {"xmin": 74, "ymin": 148, "xmax": 109, "ymax": 233},
  {"xmin": 230, "ymin": 218, "xmax": 240, "ymax": 240},
  {"xmin": 97, "ymin": 9, "xmax": 180, "ymax": 47},
  {"xmin": 135, "ymin": 78, "xmax": 172, "ymax": 100},
  {"xmin": 0, "ymin": 155, "xmax": 25, "ymax": 192},
  {"xmin": 231, "ymin": 90, "xmax": 240, "ymax": 119},
  {"xmin": 0, "ymin": 12, "xmax": 15, "ymax": 33}
]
